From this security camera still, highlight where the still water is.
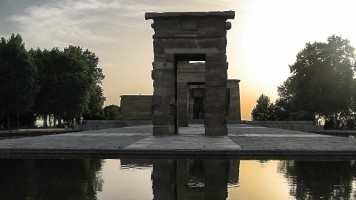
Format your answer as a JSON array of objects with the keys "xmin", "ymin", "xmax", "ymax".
[{"xmin": 0, "ymin": 159, "xmax": 355, "ymax": 200}]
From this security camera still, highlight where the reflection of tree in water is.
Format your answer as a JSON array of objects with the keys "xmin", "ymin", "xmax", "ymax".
[
  {"xmin": 0, "ymin": 159, "xmax": 103, "ymax": 200},
  {"xmin": 278, "ymin": 160, "xmax": 356, "ymax": 200}
]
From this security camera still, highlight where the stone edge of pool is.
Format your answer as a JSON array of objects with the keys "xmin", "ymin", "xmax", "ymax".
[
  {"xmin": 1, "ymin": 124, "xmax": 356, "ymax": 159},
  {"xmin": 1, "ymin": 149, "xmax": 356, "ymax": 160}
]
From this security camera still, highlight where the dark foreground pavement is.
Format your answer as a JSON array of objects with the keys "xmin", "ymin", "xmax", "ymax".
[{"xmin": 0, "ymin": 124, "xmax": 356, "ymax": 159}]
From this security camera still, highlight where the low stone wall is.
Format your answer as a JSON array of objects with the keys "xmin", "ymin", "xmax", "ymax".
[
  {"xmin": 245, "ymin": 121, "xmax": 323, "ymax": 133},
  {"xmin": 75, "ymin": 120, "xmax": 152, "ymax": 130}
]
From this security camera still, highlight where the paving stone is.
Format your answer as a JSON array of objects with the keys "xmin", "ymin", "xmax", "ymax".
[
  {"xmin": 0, "ymin": 124, "xmax": 356, "ymax": 158},
  {"xmin": 126, "ymin": 135, "xmax": 241, "ymax": 150}
]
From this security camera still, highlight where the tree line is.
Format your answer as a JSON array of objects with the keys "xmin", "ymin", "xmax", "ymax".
[
  {"xmin": 252, "ymin": 35, "xmax": 356, "ymax": 129},
  {"xmin": 0, "ymin": 33, "xmax": 120, "ymax": 129}
]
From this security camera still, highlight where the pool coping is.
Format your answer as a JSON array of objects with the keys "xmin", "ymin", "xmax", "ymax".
[{"xmin": 1, "ymin": 125, "xmax": 356, "ymax": 159}]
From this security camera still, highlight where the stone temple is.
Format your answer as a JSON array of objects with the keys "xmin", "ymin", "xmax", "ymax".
[{"xmin": 121, "ymin": 11, "xmax": 238, "ymax": 136}]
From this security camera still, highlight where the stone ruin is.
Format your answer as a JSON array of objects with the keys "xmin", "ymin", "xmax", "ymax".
[{"xmin": 145, "ymin": 11, "xmax": 235, "ymax": 136}]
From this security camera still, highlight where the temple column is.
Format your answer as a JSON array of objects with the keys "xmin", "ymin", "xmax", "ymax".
[
  {"xmin": 204, "ymin": 54, "xmax": 228, "ymax": 135},
  {"xmin": 152, "ymin": 54, "xmax": 176, "ymax": 135}
]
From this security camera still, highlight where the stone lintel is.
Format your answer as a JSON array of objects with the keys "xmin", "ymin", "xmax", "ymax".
[
  {"xmin": 205, "ymin": 62, "xmax": 228, "ymax": 70},
  {"xmin": 205, "ymin": 87, "xmax": 227, "ymax": 97},
  {"xmin": 154, "ymin": 38, "xmax": 227, "ymax": 54},
  {"xmin": 205, "ymin": 96, "xmax": 227, "ymax": 105},
  {"xmin": 145, "ymin": 11, "xmax": 235, "ymax": 20},
  {"xmin": 164, "ymin": 48, "xmax": 225, "ymax": 54},
  {"xmin": 227, "ymin": 79, "xmax": 241, "ymax": 84},
  {"xmin": 206, "ymin": 54, "xmax": 227, "ymax": 62},
  {"xmin": 152, "ymin": 31, "xmax": 227, "ymax": 39}
]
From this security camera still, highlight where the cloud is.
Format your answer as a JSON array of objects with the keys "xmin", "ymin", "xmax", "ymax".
[
  {"xmin": 6, "ymin": 0, "xmax": 153, "ymax": 49},
  {"xmin": 5, "ymin": 0, "xmax": 247, "ymax": 49}
]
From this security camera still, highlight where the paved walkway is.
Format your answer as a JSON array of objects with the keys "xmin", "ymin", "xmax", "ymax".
[{"xmin": 1, "ymin": 124, "xmax": 356, "ymax": 159}]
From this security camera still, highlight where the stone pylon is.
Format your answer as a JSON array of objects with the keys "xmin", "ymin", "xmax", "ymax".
[{"xmin": 146, "ymin": 11, "xmax": 235, "ymax": 135}]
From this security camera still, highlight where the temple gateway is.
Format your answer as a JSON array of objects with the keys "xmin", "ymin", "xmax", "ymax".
[{"xmin": 120, "ymin": 11, "xmax": 240, "ymax": 135}]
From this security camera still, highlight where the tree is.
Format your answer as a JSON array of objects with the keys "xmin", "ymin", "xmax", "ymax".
[
  {"xmin": 31, "ymin": 47, "xmax": 90, "ymax": 127},
  {"xmin": 80, "ymin": 48, "xmax": 105, "ymax": 120},
  {"xmin": 59, "ymin": 46, "xmax": 92, "ymax": 124},
  {"xmin": 103, "ymin": 105, "xmax": 120, "ymax": 120},
  {"xmin": 0, "ymin": 34, "xmax": 39, "ymax": 129},
  {"xmin": 0, "ymin": 34, "xmax": 105, "ymax": 129},
  {"xmin": 83, "ymin": 84, "xmax": 106, "ymax": 120},
  {"xmin": 276, "ymin": 77, "xmax": 315, "ymax": 121},
  {"xmin": 31, "ymin": 46, "xmax": 105, "ymax": 127},
  {"xmin": 278, "ymin": 35, "xmax": 355, "ymax": 125},
  {"xmin": 82, "ymin": 49, "xmax": 104, "ymax": 85},
  {"xmin": 251, "ymin": 94, "xmax": 276, "ymax": 121},
  {"xmin": 31, "ymin": 48, "xmax": 54, "ymax": 127}
]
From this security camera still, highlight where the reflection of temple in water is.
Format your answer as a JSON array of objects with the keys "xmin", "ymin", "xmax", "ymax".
[
  {"xmin": 120, "ymin": 159, "xmax": 240, "ymax": 200},
  {"xmin": 152, "ymin": 160, "xmax": 239, "ymax": 200}
]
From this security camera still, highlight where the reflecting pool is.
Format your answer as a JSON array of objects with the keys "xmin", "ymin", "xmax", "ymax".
[{"xmin": 0, "ymin": 159, "xmax": 355, "ymax": 199}]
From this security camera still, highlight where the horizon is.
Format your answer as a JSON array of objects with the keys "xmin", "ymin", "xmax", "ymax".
[{"xmin": 1, "ymin": 0, "xmax": 355, "ymax": 120}]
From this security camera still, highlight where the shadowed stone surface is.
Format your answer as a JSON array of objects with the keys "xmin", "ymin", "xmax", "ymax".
[
  {"xmin": 0, "ymin": 133, "xmax": 148, "ymax": 150},
  {"xmin": 231, "ymin": 136, "xmax": 356, "ymax": 151},
  {"xmin": 126, "ymin": 135, "xmax": 241, "ymax": 150}
]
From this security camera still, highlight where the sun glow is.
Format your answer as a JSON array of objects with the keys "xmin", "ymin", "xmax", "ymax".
[
  {"xmin": 228, "ymin": 0, "xmax": 356, "ymax": 119},
  {"xmin": 228, "ymin": 160, "xmax": 292, "ymax": 200}
]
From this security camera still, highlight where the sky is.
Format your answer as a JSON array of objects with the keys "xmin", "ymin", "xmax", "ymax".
[{"xmin": 0, "ymin": 0, "xmax": 355, "ymax": 120}]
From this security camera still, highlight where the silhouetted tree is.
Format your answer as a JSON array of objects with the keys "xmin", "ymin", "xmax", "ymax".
[
  {"xmin": 58, "ymin": 46, "xmax": 92, "ymax": 125},
  {"xmin": 0, "ymin": 33, "xmax": 106, "ymax": 129},
  {"xmin": 83, "ymin": 85, "xmax": 106, "ymax": 120},
  {"xmin": 251, "ymin": 94, "xmax": 276, "ymax": 120},
  {"xmin": 80, "ymin": 48, "xmax": 105, "ymax": 120},
  {"xmin": 0, "ymin": 34, "xmax": 39, "ymax": 129},
  {"xmin": 31, "ymin": 46, "xmax": 105, "ymax": 127},
  {"xmin": 278, "ymin": 35, "xmax": 355, "ymax": 125},
  {"xmin": 30, "ymin": 48, "xmax": 55, "ymax": 127},
  {"xmin": 103, "ymin": 105, "xmax": 121, "ymax": 120}
]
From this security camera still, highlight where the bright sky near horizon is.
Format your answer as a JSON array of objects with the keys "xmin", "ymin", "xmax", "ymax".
[{"xmin": 1, "ymin": 0, "xmax": 355, "ymax": 120}]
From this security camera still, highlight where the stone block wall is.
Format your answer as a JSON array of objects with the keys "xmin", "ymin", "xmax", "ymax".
[
  {"xmin": 120, "ymin": 95, "xmax": 153, "ymax": 120},
  {"xmin": 227, "ymin": 80, "xmax": 241, "ymax": 121}
]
